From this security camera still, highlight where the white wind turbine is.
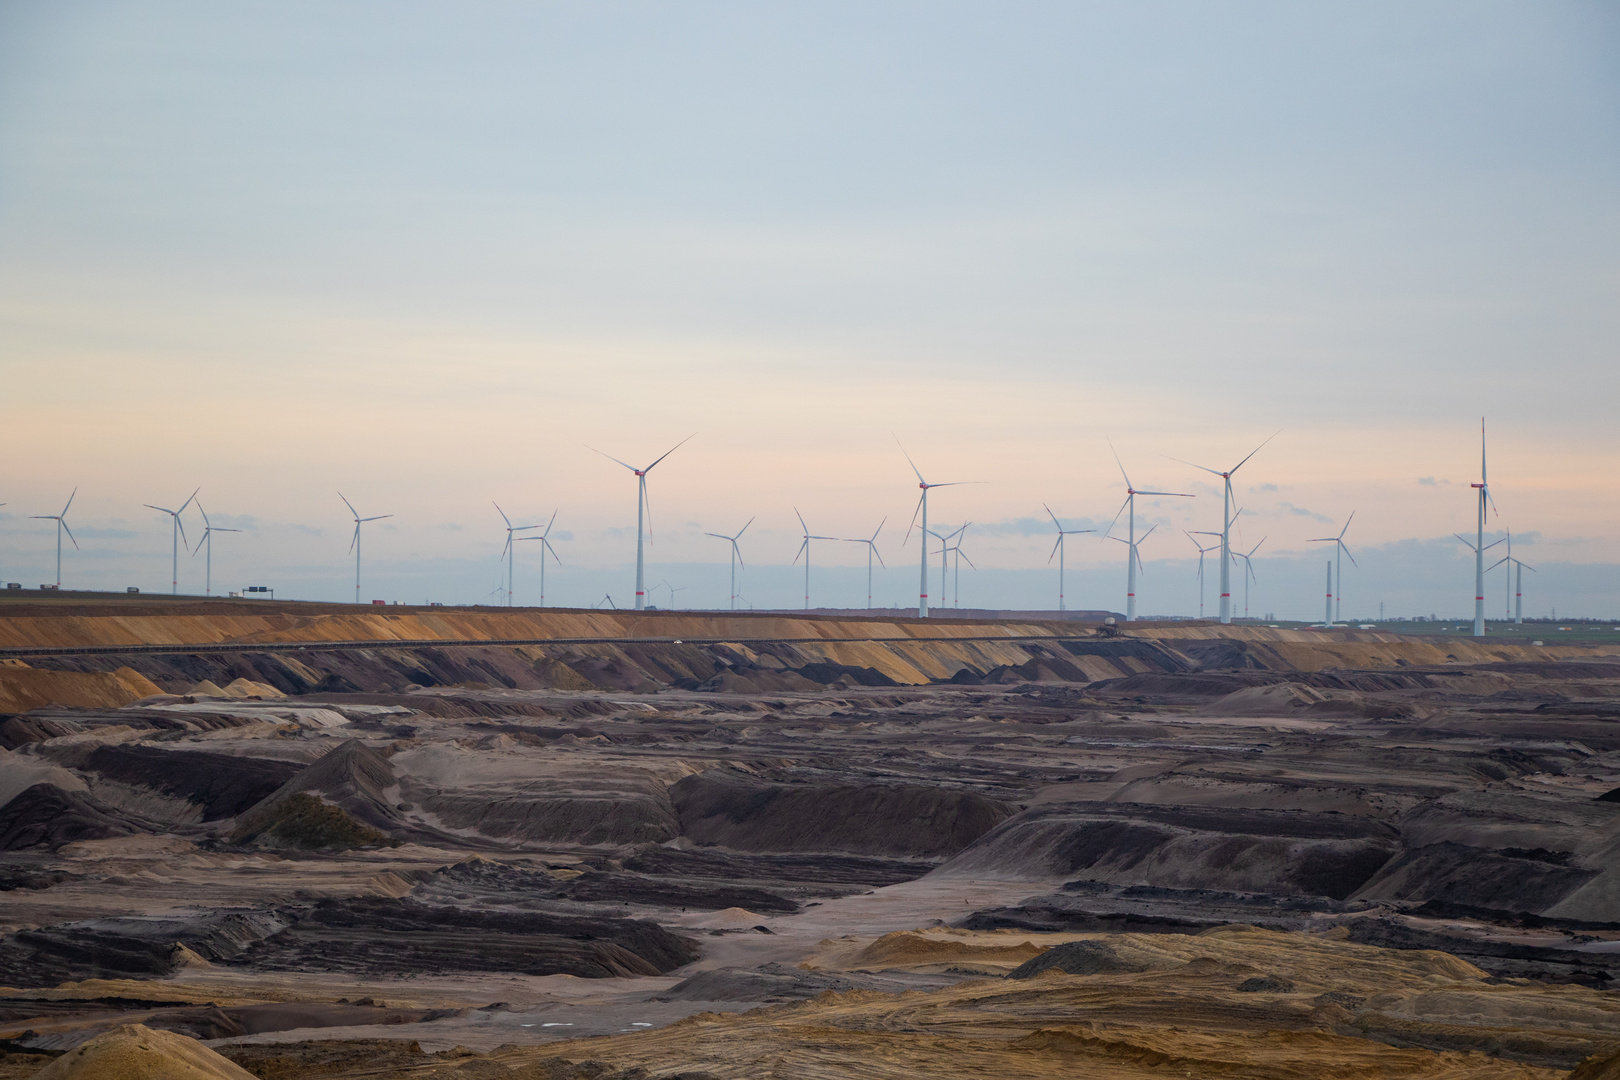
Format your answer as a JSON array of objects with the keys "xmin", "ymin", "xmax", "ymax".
[
  {"xmin": 949, "ymin": 524, "xmax": 976, "ymax": 610},
  {"xmin": 1489, "ymin": 529, "xmax": 1535, "ymax": 624},
  {"xmin": 144, "ymin": 487, "xmax": 199, "ymax": 595},
  {"xmin": 704, "ymin": 517, "xmax": 753, "ymax": 611},
  {"xmin": 31, "ymin": 489, "xmax": 78, "ymax": 588},
  {"xmin": 897, "ymin": 438, "xmax": 976, "ymax": 618},
  {"xmin": 589, "ymin": 435, "xmax": 694, "ymax": 611},
  {"xmin": 1455, "ymin": 419, "xmax": 1499, "ymax": 638},
  {"xmin": 514, "ymin": 511, "xmax": 563, "ymax": 607},
  {"xmin": 841, "ymin": 519, "xmax": 886, "ymax": 610},
  {"xmin": 1105, "ymin": 443, "xmax": 1192, "ymax": 620},
  {"xmin": 494, "ymin": 503, "xmax": 542, "ymax": 607},
  {"xmin": 1186, "ymin": 531, "xmax": 1221, "ymax": 620},
  {"xmin": 1173, "ymin": 434, "xmax": 1277, "ymax": 624},
  {"xmin": 927, "ymin": 523, "xmax": 966, "ymax": 609},
  {"xmin": 340, "ymin": 494, "xmax": 393, "ymax": 604},
  {"xmin": 1232, "ymin": 537, "xmax": 1266, "ymax": 620},
  {"xmin": 191, "ymin": 502, "xmax": 241, "ymax": 597},
  {"xmin": 793, "ymin": 509, "xmax": 838, "ymax": 611},
  {"xmin": 1307, "ymin": 513, "xmax": 1357, "ymax": 625},
  {"xmin": 1044, "ymin": 505, "xmax": 1094, "ymax": 612}
]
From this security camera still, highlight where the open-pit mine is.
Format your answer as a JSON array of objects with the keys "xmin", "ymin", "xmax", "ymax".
[{"xmin": 1, "ymin": 593, "xmax": 1618, "ymax": 1079}]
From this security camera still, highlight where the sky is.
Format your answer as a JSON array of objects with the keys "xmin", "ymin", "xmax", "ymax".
[{"xmin": 1, "ymin": 1, "xmax": 1616, "ymax": 617}]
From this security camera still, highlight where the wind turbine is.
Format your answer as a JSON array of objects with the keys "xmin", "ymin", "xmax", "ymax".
[
  {"xmin": 191, "ymin": 503, "xmax": 240, "ymax": 597},
  {"xmin": 949, "ymin": 525, "xmax": 976, "ymax": 610},
  {"xmin": 793, "ymin": 509, "xmax": 837, "ymax": 611},
  {"xmin": 841, "ymin": 519, "xmax": 886, "ymax": 610},
  {"xmin": 1461, "ymin": 419, "xmax": 1497, "ymax": 637},
  {"xmin": 927, "ymin": 524, "xmax": 966, "ymax": 609},
  {"xmin": 589, "ymin": 434, "xmax": 694, "ymax": 611},
  {"xmin": 1173, "ymin": 433, "xmax": 1277, "ymax": 624},
  {"xmin": 1186, "ymin": 531, "xmax": 1220, "ymax": 620},
  {"xmin": 1232, "ymin": 537, "xmax": 1266, "ymax": 620},
  {"xmin": 1105, "ymin": 443, "xmax": 1193, "ymax": 621},
  {"xmin": 897, "ymin": 438, "xmax": 976, "ymax": 618},
  {"xmin": 494, "ymin": 503, "xmax": 542, "ymax": 607},
  {"xmin": 656, "ymin": 580, "xmax": 689, "ymax": 610},
  {"xmin": 1307, "ymin": 513, "xmax": 1357, "ymax": 624},
  {"xmin": 704, "ymin": 517, "xmax": 753, "ymax": 611},
  {"xmin": 1044, "ymin": 505, "xmax": 1094, "ymax": 612},
  {"xmin": 144, "ymin": 487, "xmax": 199, "ymax": 595},
  {"xmin": 1489, "ymin": 529, "xmax": 1535, "ymax": 624},
  {"xmin": 31, "ymin": 489, "xmax": 78, "ymax": 588},
  {"xmin": 340, "ymin": 494, "xmax": 393, "ymax": 604},
  {"xmin": 514, "ymin": 510, "xmax": 563, "ymax": 607}
]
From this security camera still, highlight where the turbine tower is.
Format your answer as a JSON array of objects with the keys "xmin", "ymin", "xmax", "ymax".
[
  {"xmin": 515, "ymin": 511, "xmax": 563, "ymax": 607},
  {"xmin": 143, "ymin": 487, "xmax": 198, "ymax": 595},
  {"xmin": 1175, "ymin": 434, "xmax": 1276, "ymax": 624},
  {"xmin": 1322, "ymin": 562, "xmax": 1333, "ymax": 626},
  {"xmin": 1186, "ymin": 531, "xmax": 1220, "ymax": 620},
  {"xmin": 704, "ymin": 517, "xmax": 753, "ymax": 612},
  {"xmin": 793, "ymin": 509, "xmax": 837, "ymax": 611},
  {"xmin": 1489, "ymin": 529, "xmax": 1535, "ymax": 624},
  {"xmin": 590, "ymin": 435, "xmax": 694, "ymax": 610},
  {"xmin": 1044, "ymin": 505, "xmax": 1094, "ymax": 612},
  {"xmin": 494, "ymin": 503, "xmax": 541, "ymax": 607},
  {"xmin": 1470, "ymin": 420, "xmax": 1495, "ymax": 637},
  {"xmin": 191, "ymin": 503, "xmax": 240, "ymax": 597},
  {"xmin": 31, "ymin": 489, "xmax": 78, "ymax": 588},
  {"xmin": 1307, "ymin": 513, "xmax": 1357, "ymax": 624},
  {"xmin": 841, "ymin": 519, "xmax": 885, "ymax": 610},
  {"xmin": 340, "ymin": 494, "xmax": 393, "ymax": 604},
  {"xmin": 1232, "ymin": 537, "xmax": 1265, "ymax": 620},
  {"xmin": 897, "ymin": 438, "xmax": 974, "ymax": 618},
  {"xmin": 949, "ymin": 525, "xmax": 975, "ymax": 610},
  {"xmin": 927, "ymin": 524, "xmax": 965, "ymax": 609},
  {"xmin": 1105, "ymin": 444, "xmax": 1192, "ymax": 621}
]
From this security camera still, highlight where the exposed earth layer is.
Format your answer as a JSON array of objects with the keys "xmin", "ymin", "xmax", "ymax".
[{"xmin": 0, "ymin": 597, "xmax": 1618, "ymax": 1077}]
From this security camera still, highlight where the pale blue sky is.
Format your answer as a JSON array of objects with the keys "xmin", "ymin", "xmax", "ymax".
[{"xmin": 2, "ymin": 2, "xmax": 1616, "ymax": 613}]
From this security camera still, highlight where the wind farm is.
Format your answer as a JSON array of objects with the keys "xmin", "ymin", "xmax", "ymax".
[{"xmin": 3, "ymin": 8, "xmax": 1615, "ymax": 1075}]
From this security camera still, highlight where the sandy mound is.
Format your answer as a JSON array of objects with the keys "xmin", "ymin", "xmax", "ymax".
[
  {"xmin": 221, "ymin": 678, "xmax": 284, "ymax": 698},
  {"xmin": 32, "ymin": 1023, "xmax": 257, "ymax": 1079}
]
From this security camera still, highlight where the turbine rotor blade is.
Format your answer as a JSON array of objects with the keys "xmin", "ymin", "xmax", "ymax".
[
  {"xmin": 1339, "ymin": 540, "xmax": 1358, "ymax": 567},
  {"xmin": 894, "ymin": 434, "xmax": 926, "ymax": 484},
  {"xmin": 494, "ymin": 502, "xmax": 512, "ymax": 528},
  {"xmin": 738, "ymin": 516, "xmax": 755, "ymax": 538},
  {"xmin": 1044, "ymin": 503, "xmax": 1062, "ymax": 530},
  {"xmin": 644, "ymin": 432, "xmax": 697, "ymax": 472},
  {"xmin": 1229, "ymin": 429, "xmax": 1281, "ymax": 475},
  {"xmin": 61, "ymin": 519, "xmax": 79, "ymax": 549},
  {"xmin": 1135, "ymin": 490, "xmax": 1193, "ymax": 498},
  {"xmin": 62, "ymin": 488, "xmax": 77, "ymax": 516},
  {"xmin": 339, "ymin": 492, "xmax": 358, "ymax": 517},
  {"xmin": 1168, "ymin": 456, "xmax": 1224, "ymax": 478},
  {"xmin": 178, "ymin": 487, "xmax": 199, "ymax": 514},
  {"xmin": 1103, "ymin": 494, "xmax": 1129, "ymax": 539},
  {"xmin": 586, "ymin": 445, "xmax": 638, "ymax": 472}
]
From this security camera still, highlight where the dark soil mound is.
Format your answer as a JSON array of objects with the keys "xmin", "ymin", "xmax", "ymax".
[
  {"xmin": 82, "ymin": 745, "xmax": 302, "ymax": 820},
  {"xmin": 1237, "ymin": 975, "xmax": 1297, "ymax": 992},
  {"xmin": 940, "ymin": 802, "xmax": 1398, "ymax": 899},
  {"xmin": 660, "ymin": 963, "xmax": 857, "ymax": 1002},
  {"xmin": 236, "ymin": 739, "xmax": 405, "ymax": 842},
  {"xmin": 670, "ymin": 770, "xmax": 1015, "ymax": 858},
  {"xmin": 230, "ymin": 793, "xmax": 398, "ymax": 851},
  {"xmin": 0, "ymin": 784, "xmax": 151, "ymax": 850},
  {"xmin": 1598, "ymin": 787, "xmax": 1620, "ymax": 804},
  {"xmin": 1356, "ymin": 842, "xmax": 1597, "ymax": 914},
  {"xmin": 236, "ymin": 897, "xmax": 699, "ymax": 978},
  {"xmin": 1006, "ymin": 940, "xmax": 1146, "ymax": 979}
]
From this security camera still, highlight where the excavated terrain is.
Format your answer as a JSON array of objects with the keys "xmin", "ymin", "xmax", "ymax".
[{"xmin": 1, "ymin": 597, "xmax": 1619, "ymax": 1078}]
